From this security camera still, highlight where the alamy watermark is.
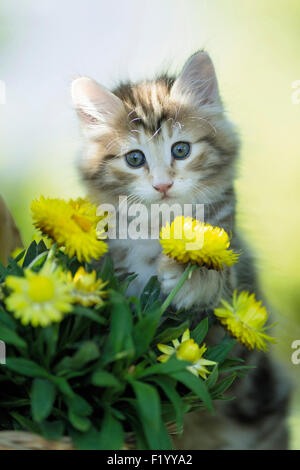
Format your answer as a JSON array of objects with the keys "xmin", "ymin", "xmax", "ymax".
[
  {"xmin": 291, "ymin": 340, "xmax": 300, "ymax": 365},
  {"xmin": 291, "ymin": 80, "xmax": 300, "ymax": 104},
  {"xmin": 96, "ymin": 197, "xmax": 205, "ymax": 249},
  {"xmin": 0, "ymin": 340, "xmax": 6, "ymax": 365}
]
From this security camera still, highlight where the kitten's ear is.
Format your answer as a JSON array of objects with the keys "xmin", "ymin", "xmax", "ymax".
[
  {"xmin": 71, "ymin": 77, "xmax": 124, "ymax": 129},
  {"xmin": 171, "ymin": 51, "xmax": 221, "ymax": 107}
]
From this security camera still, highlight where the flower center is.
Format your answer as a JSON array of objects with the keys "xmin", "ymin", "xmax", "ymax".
[
  {"xmin": 176, "ymin": 339, "xmax": 200, "ymax": 363},
  {"xmin": 72, "ymin": 214, "xmax": 93, "ymax": 232},
  {"xmin": 28, "ymin": 275, "xmax": 55, "ymax": 303}
]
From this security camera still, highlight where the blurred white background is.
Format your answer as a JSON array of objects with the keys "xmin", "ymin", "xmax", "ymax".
[
  {"xmin": 0, "ymin": 0, "xmax": 214, "ymax": 194},
  {"xmin": 0, "ymin": 0, "xmax": 300, "ymax": 448}
]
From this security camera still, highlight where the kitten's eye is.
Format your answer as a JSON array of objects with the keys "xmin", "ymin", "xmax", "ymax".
[
  {"xmin": 171, "ymin": 142, "xmax": 191, "ymax": 159},
  {"xmin": 125, "ymin": 150, "xmax": 146, "ymax": 168}
]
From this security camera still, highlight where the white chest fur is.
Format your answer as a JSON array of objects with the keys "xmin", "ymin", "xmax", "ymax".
[{"xmin": 108, "ymin": 238, "xmax": 162, "ymax": 297}]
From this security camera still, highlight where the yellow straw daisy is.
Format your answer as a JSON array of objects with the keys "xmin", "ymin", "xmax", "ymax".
[
  {"xmin": 5, "ymin": 262, "xmax": 73, "ymax": 327},
  {"xmin": 157, "ymin": 329, "xmax": 216, "ymax": 379},
  {"xmin": 160, "ymin": 216, "xmax": 239, "ymax": 270},
  {"xmin": 214, "ymin": 290, "xmax": 277, "ymax": 351},
  {"xmin": 68, "ymin": 266, "xmax": 108, "ymax": 307},
  {"xmin": 31, "ymin": 196, "xmax": 108, "ymax": 263}
]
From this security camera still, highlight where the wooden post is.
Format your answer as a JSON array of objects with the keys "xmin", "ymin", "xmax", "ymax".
[{"xmin": 0, "ymin": 195, "xmax": 23, "ymax": 265}]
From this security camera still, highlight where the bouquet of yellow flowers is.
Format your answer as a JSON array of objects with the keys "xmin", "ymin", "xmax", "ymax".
[{"xmin": 0, "ymin": 196, "xmax": 275, "ymax": 450}]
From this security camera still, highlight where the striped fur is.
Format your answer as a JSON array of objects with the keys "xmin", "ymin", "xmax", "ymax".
[{"xmin": 72, "ymin": 52, "xmax": 290, "ymax": 449}]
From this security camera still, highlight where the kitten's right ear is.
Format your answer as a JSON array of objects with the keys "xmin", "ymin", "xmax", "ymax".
[
  {"xmin": 71, "ymin": 77, "xmax": 124, "ymax": 130},
  {"xmin": 171, "ymin": 51, "xmax": 221, "ymax": 108}
]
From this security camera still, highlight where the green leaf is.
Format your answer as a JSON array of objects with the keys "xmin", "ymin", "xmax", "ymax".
[
  {"xmin": 37, "ymin": 239, "xmax": 48, "ymax": 255},
  {"xmin": 91, "ymin": 370, "xmax": 121, "ymax": 388},
  {"xmin": 206, "ymin": 339, "xmax": 236, "ymax": 364},
  {"xmin": 6, "ymin": 257, "xmax": 23, "ymax": 276},
  {"xmin": 103, "ymin": 295, "xmax": 134, "ymax": 363},
  {"xmin": 42, "ymin": 325, "xmax": 59, "ymax": 360},
  {"xmin": 5, "ymin": 358, "xmax": 49, "ymax": 378},
  {"xmin": 219, "ymin": 364, "xmax": 254, "ymax": 374},
  {"xmin": 170, "ymin": 369, "xmax": 213, "ymax": 412},
  {"xmin": 206, "ymin": 365, "xmax": 219, "ymax": 389},
  {"xmin": 39, "ymin": 420, "xmax": 65, "ymax": 440},
  {"xmin": 131, "ymin": 381, "xmax": 172, "ymax": 450},
  {"xmin": 150, "ymin": 376, "xmax": 185, "ymax": 433},
  {"xmin": 0, "ymin": 306, "xmax": 17, "ymax": 330},
  {"xmin": 0, "ymin": 261, "xmax": 7, "ymax": 279},
  {"xmin": 50, "ymin": 376, "xmax": 75, "ymax": 398},
  {"xmin": 143, "ymin": 299, "xmax": 164, "ymax": 316},
  {"xmin": 53, "ymin": 356, "xmax": 73, "ymax": 375},
  {"xmin": 99, "ymin": 255, "xmax": 114, "ymax": 281},
  {"xmin": 10, "ymin": 412, "xmax": 40, "ymax": 433},
  {"xmin": 71, "ymin": 341, "xmax": 100, "ymax": 369},
  {"xmin": 68, "ymin": 395, "xmax": 92, "ymax": 416},
  {"xmin": 127, "ymin": 415, "xmax": 148, "ymax": 450},
  {"xmin": 220, "ymin": 357, "xmax": 244, "ymax": 367},
  {"xmin": 68, "ymin": 410, "xmax": 91, "ymax": 432},
  {"xmin": 119, "ymin": 274, "xmax": 138, "ymax": 295},
  {"xmin": 12, "ymin": 250, "xmax": 26, "ymax": 263},
  {"xmin": 211, "ymin": 373, "xmax": 237, "ymax": 398},
  {"xmin": 0, "ymin": 398, "xmax": 30, "ymax": 407},
  {"xmin": 154, "ymin": 321, "xmax": 190, "ymax": 345},
  {"xmin": 190, "ymin": 318, "xmax": 208, "ymax": 345},
  {"xmin": 73, "ymin": 305, "xmax": 106, "ymax": 325},
  {"xmin": 0, "ymin": 324, "xmax": 27, "ymax": 349},
  {"xmin": 70, "ymin": 426, "xmax": 102, "ymax": 450},
  {"xmin": 110, "ymin": 408, "xmax": 126, "ymax": 421},
  {"xmin": 22, "ymin": 241, "xmax": 38, "ymax": 267},
  {"xmin": 98, "ymin": 410, "xmax": 124, "ymax": 450},
  {"xmin": 140, "ymin": 356, "xmax": 190, "ymax": 378},
  {"xmin": 133, "ymin": 307, "xmax": 162, "ymax": 359},
  {"xmin": 31, "ymin": 379, "xmax": 56, "ymax": 423},
  {"xmin": 140, "ymin": 276, "xmax": 161, "ymax": 312}
]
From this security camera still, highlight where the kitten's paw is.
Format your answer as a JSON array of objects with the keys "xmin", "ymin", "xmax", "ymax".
[
  {"xmin": 157, "ymin": 254, "xmax": 185, "ymax": 295},
  {"xmin": 157, "ymin": 254, "xmax": 225, "ymax": 311}
]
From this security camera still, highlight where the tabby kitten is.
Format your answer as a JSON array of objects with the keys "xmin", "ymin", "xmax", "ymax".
[{"xmin": 71, "ymin": 52, "xmax": 290, "ymax": 449}]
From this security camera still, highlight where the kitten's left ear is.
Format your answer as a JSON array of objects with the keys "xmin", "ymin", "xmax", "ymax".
[
  {"xmin": 171, "ymin": 51, "xmax": 221, "ymax": 107},
  {"xmin": 71, "ymin": 77, "xmax": 125, "ymax": 132}
]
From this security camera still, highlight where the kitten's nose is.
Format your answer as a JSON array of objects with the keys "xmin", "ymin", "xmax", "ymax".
[{"xmin": 153, "ymin": 182, "xmax": 173, "ymax": 194}]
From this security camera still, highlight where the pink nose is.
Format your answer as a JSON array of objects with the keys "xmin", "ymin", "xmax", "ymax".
[{"xmin": 153, "ymin": 183, "xmax": 173, "ymax": 194}]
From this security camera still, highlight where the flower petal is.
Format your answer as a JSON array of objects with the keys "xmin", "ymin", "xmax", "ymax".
[{"xmin": 157, "ymin": 344, "xmax": 175, "ymax": 355}]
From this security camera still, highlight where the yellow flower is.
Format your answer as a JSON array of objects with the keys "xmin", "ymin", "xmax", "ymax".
[
  {"xmin": 68, "ymin": 267, "xmax": 108, "ymax": 307},
  {"xmin": 160, "ymin": 216, "xmax": 239, "ymax": 270},
  {"xmin": 214, "ymin": 290, "xmax": 277, "ymax": 351},
  {"xmin": 5, "ymin": 262, "xmax": 73, "ymax": 327},
  {"xmin": 157, "ymin": 329, "xmax": 216, "ymax": 379},
  {"xmin": 31, "ymin": 196, "xmax": 108, "ymax": 263}
]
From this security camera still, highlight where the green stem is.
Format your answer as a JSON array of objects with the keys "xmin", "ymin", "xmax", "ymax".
[
  {"xmin": 159, "ymin": 263, "xmax": 196, "ymax": 315},
  {"xmin": 47, "ymin": 242, "xmax": 58, "ymax": 262}
]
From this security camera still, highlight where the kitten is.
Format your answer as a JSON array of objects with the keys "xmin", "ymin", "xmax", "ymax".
[{"xmin": 71, "ymin": 51, "xmax": 290, "ymax": 449}]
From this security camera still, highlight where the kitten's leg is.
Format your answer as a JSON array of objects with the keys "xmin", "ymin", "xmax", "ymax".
[
  {"xmin": 157, "ymin": 254, "xmax": 235, "ymax": 310},
  {"xmin": 173, "ymin": 350, "xmax": 291, "ymax": 450},
  {"xmin": 158, "ymin": 252, "xmax": 291, "ymax": 449}
]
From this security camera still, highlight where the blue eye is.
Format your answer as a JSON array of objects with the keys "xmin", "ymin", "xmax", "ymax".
[
  {"xmin": 171, "ymin": 142, "xmax": 191, "ymax": 159},
  {"xmin": 125, "ymin": 150, "xmax": 146, "ymax": 168}
]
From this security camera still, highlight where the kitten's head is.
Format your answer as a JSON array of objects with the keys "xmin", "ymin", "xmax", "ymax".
[{"xmin": 72, "ymin": 52, "xmax": 239, "ymax": 208}]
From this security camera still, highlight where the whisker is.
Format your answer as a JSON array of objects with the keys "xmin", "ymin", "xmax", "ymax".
[{"xmin": 129, "ymin": 117, "xmax": 142, "ymax": 124}]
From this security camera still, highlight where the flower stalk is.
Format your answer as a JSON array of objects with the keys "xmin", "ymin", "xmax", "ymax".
[{"xmin": 159, "ymin": 264, "xmax": 196, "ymax": 315}]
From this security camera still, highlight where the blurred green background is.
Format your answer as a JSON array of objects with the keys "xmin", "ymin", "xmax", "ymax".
[{"xmin": 0, "ymin": 0, "xmax": 299, "ymax": 448}]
